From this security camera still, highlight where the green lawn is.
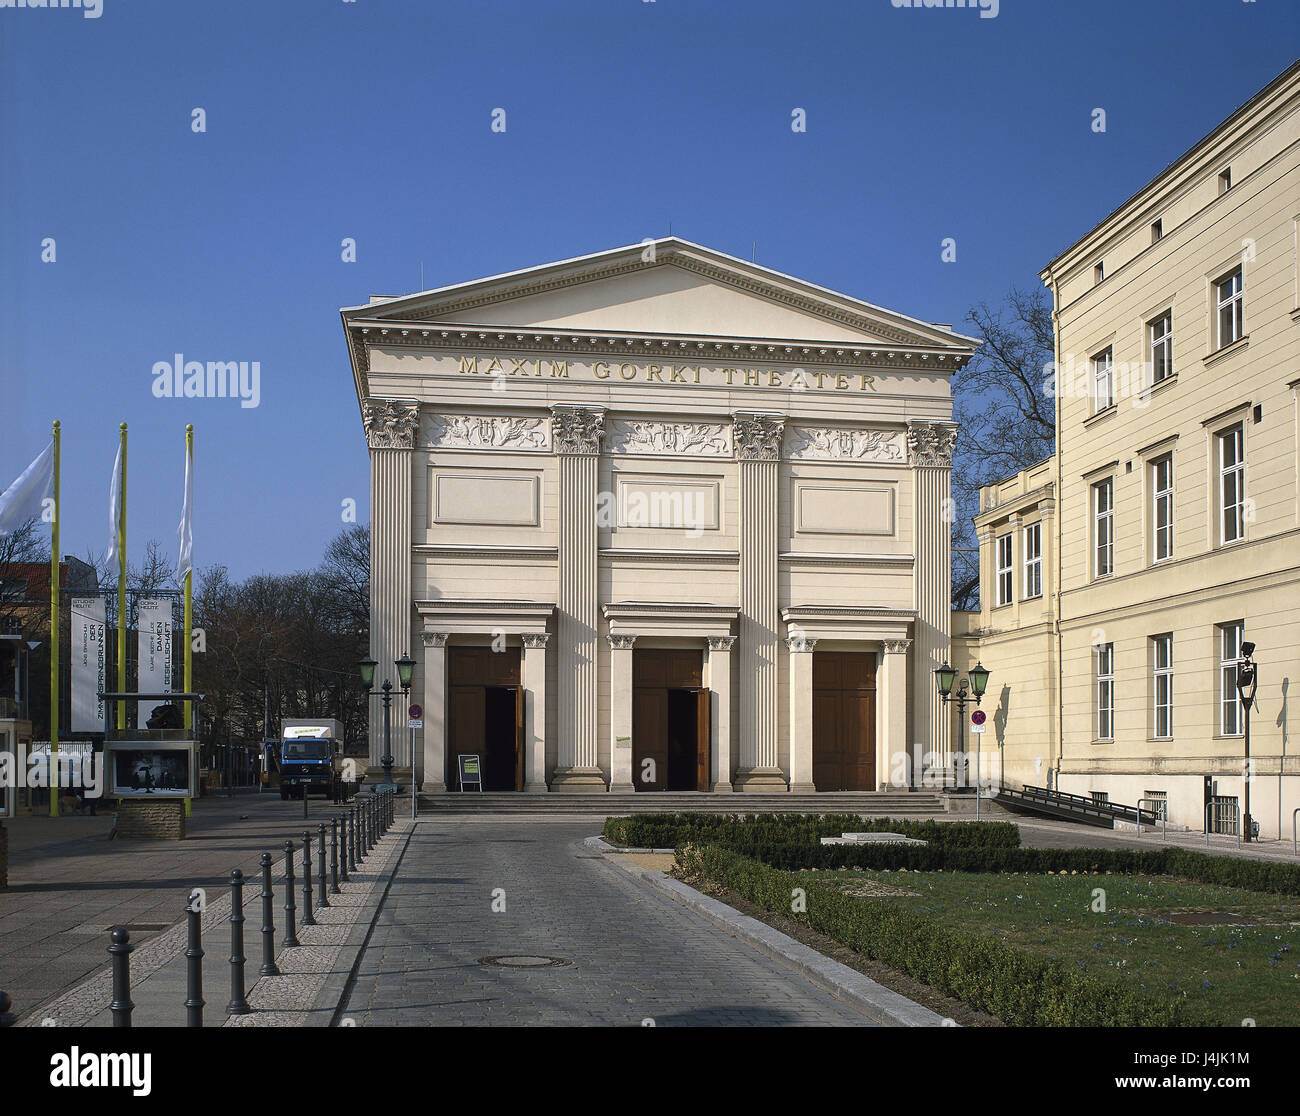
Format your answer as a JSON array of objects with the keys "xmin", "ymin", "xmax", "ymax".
[{"xmin": 795, "ymin": 867, "xmax": 1300, "ymax": 1026}]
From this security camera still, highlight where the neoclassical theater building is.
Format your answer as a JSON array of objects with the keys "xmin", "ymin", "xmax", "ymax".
[{"xmin": 341, "ymin": 239, "xmax": 977, "ymax": 792}]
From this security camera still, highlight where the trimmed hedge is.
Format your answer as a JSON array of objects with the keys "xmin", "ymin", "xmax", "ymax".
[
  {"xmin": 602, "ymin": 813, "xmax": 1021, "ymax": 851},
  {"xmin": 678, "ymin": 843, "xmax": 1220, "ymax": 1027}
]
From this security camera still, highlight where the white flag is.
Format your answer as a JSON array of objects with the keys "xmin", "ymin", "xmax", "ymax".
[
  {"xmin": 177, "ymin": 440, "xmax": 193, "ymax": 582},
  {"xmin": 102, "ymin": 441, "xmax": 122, "ymax": 570},
  {"xmin": 0, "ymin": 441, "xmax": 54, "ymax": 537}
]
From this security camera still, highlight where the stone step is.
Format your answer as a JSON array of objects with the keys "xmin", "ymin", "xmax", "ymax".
[{"xmin": 416, "ymin": 792, "xmax": 947, "ymax": 815}]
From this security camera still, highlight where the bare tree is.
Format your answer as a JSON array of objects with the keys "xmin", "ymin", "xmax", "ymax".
[{"xmin": 950, "ymin": 287, "xmax": 1057, "ymax": 610}]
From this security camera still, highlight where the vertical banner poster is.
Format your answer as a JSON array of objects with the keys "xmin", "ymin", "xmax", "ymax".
[
  {"xmin": 136, "ymin": 598, "xmax": 173, "ymax": 725},
  {"xmin": 70, "ymin": 597, "xmax": 107, "ymax": 733}
]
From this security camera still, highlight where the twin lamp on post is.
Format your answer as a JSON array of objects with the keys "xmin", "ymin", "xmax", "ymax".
[
  {"xmin": 358, "ymin": 653, "xmax": 416, "ymax": 790},
  {"xmin": 934, "ymin": 660, "xmax": 990, "ymax": 792}
]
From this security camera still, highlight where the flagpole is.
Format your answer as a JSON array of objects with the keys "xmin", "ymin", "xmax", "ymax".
[
  {"xmin": 49, "ymin": 421, "xmax": 61, "ymax": 818},
  {"xmin": 183, "ymin": 425, "xmax": 193, "ymax": 733},
  {"xmin": 116, "ymin": 423, "xmax": 127, "ymax": 733}
]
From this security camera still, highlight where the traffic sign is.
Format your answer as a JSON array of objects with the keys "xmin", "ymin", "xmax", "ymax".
[
  {"xmin": 971, "ymin": 709, "xmax": 987, "ymax": 725},
  {"xmin": 407, "ymin": 719, "xmax": 423, "ymax": 730},
  {"xmin": 408, "ymin": 703, "xmax": 422, "ymax": 719}
]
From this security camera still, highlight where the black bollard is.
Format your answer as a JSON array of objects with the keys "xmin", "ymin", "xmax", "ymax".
[
  {"xmin": 227, "ymin": 869, "xmax": 251, "ymax": 1015},
  {"xmin": 301, "ymin": 832, "xmax": 316, "ymax": 927},
  {"xmin": 185, "ymin": 890, "xmax": 204, "ymax": 1027},
  {"xmin": 282, "ymin": 840, "xmax": 300, "ymax": 948},
  {"xmin": 108, "ymin": 928, "xmax": 134, "ymax": 1028},
  {"xmin": 341, "ymin": 810, "xmax": 352, "ymax": 880},
  {"xmin": 259, "ymin": 853, "xmax": 280, "ymax": 976},
  {"xmin": 347, "ymin": 806, "xmax": 356, "ymax": 870},
  {"xmin": 330, "ymin": 818, "xmax": 341, "ymax": 893},
  {"xmin": 317, "ymin": 823, "xmax": 329, "ymax": 909},
  {"xmin": 368, "ymin": 796, "xmax": 376, "ymax": 849}
]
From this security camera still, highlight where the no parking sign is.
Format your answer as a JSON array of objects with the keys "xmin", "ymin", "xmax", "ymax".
[{"xmin": 971, "ymin": 709, "xmax": 987, "ymax": 735}]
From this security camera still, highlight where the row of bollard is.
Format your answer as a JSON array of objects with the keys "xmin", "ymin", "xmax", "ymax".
[{"xmin": 107, "ymin": 790, "xmax": 395, "ymax": 1028}]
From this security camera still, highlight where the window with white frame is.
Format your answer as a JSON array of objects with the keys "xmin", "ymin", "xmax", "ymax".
[
  {"xmin": 1093, "ymin": 478, "xmax": 1114, "ymax": 578},
  {"xmin": 1149, "ymin": 310, "xmax": 1173, "ymax": 384},
  {"xmin": 1152, "ymin": 454, "xmax": 1173, "ymax": 562},
  {"xmin": 1152, "ymin": 633, "xmax": 1173, "ymax": 740},
  {"xmin": 1095, "ymin": 643, "xmax": 1114, "ymax": 741},
  {"xmin": 996, "ymin": 533, "xmax": 1013, "ymax": 606},
  {"xmin": 1216, "ymin": 267, "xmax": 1243, "ymax": 348},
  {"xmin": 1023, "ymin": 521, "xmax": 1042, "ymax": 599},
  {"xmin": 1218, "ymin": 424, "xmax": 1245, "ymax": 544},
  {"xmin": 1092, "ymin": 347, "xmax": 1114, "ymax": 412},
  {"xmin": 1219, "ymin": 621, "xmax": 1244, "ymax": 736}
]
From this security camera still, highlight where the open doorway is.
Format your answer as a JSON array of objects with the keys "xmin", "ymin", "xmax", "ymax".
[
  {"xmin": 632, "ymin": 649, "xmax": 710, "ymax": 792},
  {"xmin": 448, "ymin": 646, "xmax": 524, "ymax": 791}
]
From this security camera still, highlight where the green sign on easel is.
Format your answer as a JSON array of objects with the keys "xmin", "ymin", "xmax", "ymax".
[{"xmin": 458, "ymin": 754, "xmax": 482, "ymax": 792}]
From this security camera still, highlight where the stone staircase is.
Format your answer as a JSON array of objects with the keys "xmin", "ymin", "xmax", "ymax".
[{"xmin": 416, "ymin": 790, "xmax": 947, "ymax": 816}]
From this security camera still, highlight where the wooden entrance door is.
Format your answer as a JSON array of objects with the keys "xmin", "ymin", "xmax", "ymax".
[
  {"xmin": 812, "ymin": 651, "xmax": 877, "ymax": 791},
  {"xmin": 632, "ymin": 650, "xmax": 708, "ymax": 792},
  {"xmin": 447, "ymin": 646, "xmax": 523, "ymax": 791}
]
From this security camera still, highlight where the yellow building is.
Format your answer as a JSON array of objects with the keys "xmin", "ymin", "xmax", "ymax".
[{"xmin": 960, "ymin": 61, "xmax": 1300, "ymax": 839}]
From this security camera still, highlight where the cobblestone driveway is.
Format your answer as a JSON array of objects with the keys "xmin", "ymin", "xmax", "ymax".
[{"xmin": 340, "ymin": 820, "xmax": 873, "ymax": 1026}]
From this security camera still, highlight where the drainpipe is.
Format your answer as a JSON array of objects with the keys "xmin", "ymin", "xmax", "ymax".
[{"xmin": 1048, "ymin": 269, "xmax": 1064, "ymax": 792}]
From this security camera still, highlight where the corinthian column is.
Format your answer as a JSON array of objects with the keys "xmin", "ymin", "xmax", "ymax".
[
  {"xmin": 549, "ymin": 404, "xmax": 607, "ymax": 791},
  {"xmin": 364, "ymin": 398, "xmax": 420, "ymax": 780},
  {"xmin": 733, "ymin": 411, "xmax": 787, "ymax": 792},
  {"xmin": 908, "ymin": 420, "xmax": 958, "ymax": 788}
]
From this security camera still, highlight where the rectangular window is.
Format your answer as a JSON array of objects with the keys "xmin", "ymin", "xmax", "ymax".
[
  {"xmin": 1023, "ymin": 522, "xmax": 1042, "ymax": 599},
  {"xmin": 1092, "ymin": 347, "xmax": 1114, "ymax": 412},
  {"xmin": 996, "ymin": 533, "xmax": 1013, "ymax": 606},
  {"xmin": 1152, "ymin": 633, "xmax": 1173, "ymax": 740},
  {"xmin": 1218, "ymin": 168, "xmax": 1232, "ymax": 194},
  {"xmin": 1143, "ymin": 790, "xmax": 1168, "ymax": 821},
  {"xmin": 1220, "ymin": 621, "xmax": 1244, "ymax": 736},
  {"xmin": 1152, "ymin": 454, "xmax": 1173, "ymax": 562},
  {"xmin": 1095, "ymin": 643, "xmax": 1114, "ymax": 741},
  {"xmin": 1216, "ymin": 267, "xmax": 1243, "ymax": 347},
  {"xmin": 1093, "ymin": 478, "xmax": 1113, "ymax": 577},
  {"xmin": 1094, "ymin": 262, "xmax": 1105, "ymax": 284},
  {"xmin": 1218, "ymin": 424, "xmax": 1245, "ymax": 544},
  {"xmin": 1149, "ymin": 310, "xmax": 1173, "ymax": 384},
  {"xmin": 1150, "ymin": 219, "xmax": 1163, "ymax": 243},
  {"xmin": 1091, "ymin": 791, "xmax": 1110, "ymax": 806}
]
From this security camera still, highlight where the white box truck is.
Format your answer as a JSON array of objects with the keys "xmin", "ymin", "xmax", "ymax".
[{"xmin": 278, "ymin": 718, "xmax": 345, "ymax": 800}]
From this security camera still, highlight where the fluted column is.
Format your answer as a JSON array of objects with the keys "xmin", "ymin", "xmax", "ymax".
[
  {"xmin": 420, "ymin": 631, "xmax": 447, "ymax": 792},
  {"xmin": 522, "ymin": 633, "xmax": 549, "ymax": 793},
  {"xmin": 365, "ymin": 399, "xmax": 420, "ymax": 778},
  {"xmin": 608, "ymin": 634, "xmax": 636, "ymax": 792},
  {"xmin": 550, "ymin": 404, "xmax": 607, "ymax": 791},
  {"xmin": 786, "ymin": 635, "xmax": 817, "ymax": 793},
  {"xmin": 909, "ymin": 421, "xmax": 957, "ymax": 788},
  {"xmin": 707, "ymin": 636, "xmax": 735, "ymax": 792},
  {"xmin": 733, "ymin": 411, "xmax": 787, "ymax": 791}
]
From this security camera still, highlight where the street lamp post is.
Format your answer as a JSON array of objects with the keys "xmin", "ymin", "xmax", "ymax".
[
  {"xmin": 359, "ymin": 654, "xmax": 416, "ymax": 791},
  {"xmin": 1236, "ymin": 641, "xmax": 1258, "ymax": 843},
  {"xmin": 934, "ymin": 661, "xmax": 990, "ymax": 803}
]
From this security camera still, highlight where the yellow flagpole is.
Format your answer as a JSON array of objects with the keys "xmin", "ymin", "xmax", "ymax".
[
  {"xmin": 49, "ymin": 421, "xmax": 61, "ymax": 818},
  {"xmin": 183, "ymin": 424, "xmax": 193, "ymax": 732},
  {"xmin": 116, "ymin": 423, "xmax": 127, "ymax": 732}
]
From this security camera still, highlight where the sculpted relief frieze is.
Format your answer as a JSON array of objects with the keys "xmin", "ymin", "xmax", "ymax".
[
  {"xmin": 785, "ymin": 426, "xmax": 904, "ymax": 463},
  {"xmin": 424, "ymin": 413, "xmax": 551, "ymax": 452},
  {"xmin": 363, "ymin": 398, "xmax": 421, "ymax": 449},
  {"xmin": 611, "ymin": 419, "xmax": 731, "ymax": 457}
]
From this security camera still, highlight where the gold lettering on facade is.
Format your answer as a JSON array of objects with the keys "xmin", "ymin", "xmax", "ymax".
[
  {"xmin": 859, "ymin": 373, "xmax": 875, "ymax": 391},
  {"xmin": 551, "ymin": 360, "xmax": 569, "ymax": 378},
  {"xmin": 458, "ymin": 356, "xmax": 479, "ymax": 375},
  {"xmin": 743, "ymin": 369, "xmax": 759, "ymax": 386},
  {"xmin": 767, "ymin": 370, "xmax": 783, "ymax": 388},
  {"xmin": 669, "ymin": 365, "xmax": 687, "ymax": 383},
  {"xmin": 485, "ymin": 358, "xmax": 503, "ymax": 375},
  {"xmin": 618, "ymin": 363, "xmax": 636, "ymax": 380},
  {"xmin": 646, "ymin": 364, "xmax": 664, "ymax": 382},
  {"xmin": 836, "ymin": 374, "xmax": 849, "ymax": 390},
  {"xmin": 594, "ymin": 361, "xmax": 610, "ymax": 379}
]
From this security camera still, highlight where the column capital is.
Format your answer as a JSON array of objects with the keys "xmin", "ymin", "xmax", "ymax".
[
  {"xmin": 707, "ymin": 635, "xmax": 736, "ymax": 651},
  {"xmin": 606, "ymin": 633, "xmax": 637, "ymax": 650},
  {"xmin": 732, "ymin": 411, "xmax": 786, "ymax": 461},
  {"xmin": 551, "ymin": 404, "xmax": 606, "ymax": 454},
  {"xmin": 906, "ymin": 420, "xmax": 958, "ymax": 468},
  {"xmin": 363, "ymin": 398, "xmax": 421, "ymax": 449},
  {"xmin": 883, "ymin": 638, "xmax": 912, "ymax": 655},
  {"xmin": 421, "ymin": 631, "xmax": 449, "ymax": 648},
  {"xmin": 785, "ymin": 635, "xmax": 818, "ymax": 653},
  {"xmin": 521, "ymin": 632, "xmax": 551, "ymax": 649}
]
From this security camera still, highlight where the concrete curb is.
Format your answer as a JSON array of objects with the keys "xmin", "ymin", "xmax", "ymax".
[{"xmin": 584, "ymin": 836, "xmax": 950, "ymax": 1028}]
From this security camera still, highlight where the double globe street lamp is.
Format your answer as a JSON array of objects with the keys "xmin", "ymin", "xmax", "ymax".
[
  {"xmin": 1235, "ymin": 641, "xmax": 1258, "ymax": 843},
  {"xmin": 933, "ymin": 661, "xmax": 990, "ymax": 797},
  {"xmin": 358, "ymin": 653, "xmax": 416, "ymax": 791}
]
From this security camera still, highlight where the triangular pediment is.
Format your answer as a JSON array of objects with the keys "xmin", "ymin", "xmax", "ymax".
[{"xmin": 345, "ymin": 239, "xmax": 977, "ymax": 352}]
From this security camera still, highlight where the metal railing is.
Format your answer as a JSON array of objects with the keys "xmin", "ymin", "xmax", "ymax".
[
  {"xmin": 1205, "ymin": 799, "xmax": 1243, "ymax": 846},
  {"xmin": 1135, "ymin": 798, "xmax": 1168, "ymax": 840}
]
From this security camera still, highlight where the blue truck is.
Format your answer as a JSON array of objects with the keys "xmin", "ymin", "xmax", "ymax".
[{"xmin": 278, "ymin": 719, "xmax": 345, "ymax": 800}]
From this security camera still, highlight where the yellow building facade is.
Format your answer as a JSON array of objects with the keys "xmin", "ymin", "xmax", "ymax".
[{"xmin": 960, "ymin": 61, "xmax": 1300, "ymax": 839}]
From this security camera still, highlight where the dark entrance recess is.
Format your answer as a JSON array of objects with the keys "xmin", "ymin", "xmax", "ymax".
[
  {"xmin": 812, "ymin": 651, "xmax": 877, "ymax": 791},
  {"xmin": 632, "ymin": 649, "xmax": 710, "ymax": 792},
  {"xmin": 448, "ymin": 646, "xmax": 524, "ymax": 792}
]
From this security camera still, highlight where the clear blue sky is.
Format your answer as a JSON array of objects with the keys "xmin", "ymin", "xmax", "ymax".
[{"xmin": 3, "ymin": 0, "xmax": 1296, "ymax": 581}]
